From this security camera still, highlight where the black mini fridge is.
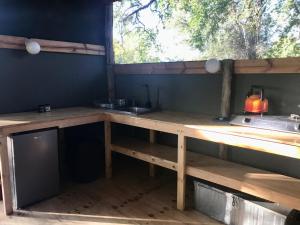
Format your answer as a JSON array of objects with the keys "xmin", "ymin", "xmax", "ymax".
[{"xmin": 12, "ymin": 128, "xmax": 60, "ymax": 208}]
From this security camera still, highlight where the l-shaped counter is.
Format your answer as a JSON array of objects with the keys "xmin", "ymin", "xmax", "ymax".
[{"xmin": 1, "ymin": 107, "xmax": 300, "ymax": 215}]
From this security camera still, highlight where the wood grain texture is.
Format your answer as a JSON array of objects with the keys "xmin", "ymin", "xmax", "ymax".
[
  {"xmin": 184, "ymin": 125, "xmax": 300, "ymax": 159},
  {"xmin": 186, "ymin": 153, "xmax": 300, "ymax": 211},
  {"xmin": 149, "ymin": 130, "xmax": 156, "ymax": 177},
  {"xmin": 0, "ymin": 107, "xmax": 106, "ymax": 137},
  {"xmin": 1, "ymin": 107, "xmax": 300, "ymax": 215},
  {"xmin": 106, "ymin": 111, "xmax": 300, "ymax": 153},
  {"xmin": 0, "ymin": 137, "xmax": 13, "ymax": 215},
  {"xmin": 107, "ymin": 112, "xmax": 181, "ymax": 134},
  {"xmin": 177, "ymin": 133, "xmax": 186, "ymax": 211},
  {"xmin": 0, "ymin": 162, "xmax": 221, "ymax": 225},
  {"xmin": 0, "ymin": 109, "xmax": 299, "ymax": 158},
  {"xmin": 234, "ymin": 57, "xmax": 300, "ymax": 74},
  {"xmin": 113, "ymin": 57, "xmax": 300, "ymax": 75},
  {"xmin": 114, "ymin": 61, "xmax": 207, "ymax": 75},
  {"xmin": 111, "ymin": 137, "xmax": 177, "ymax": 171},
  {"xmin": 0, "ymin": 35, "xmax": 105, "ymax": 56},
  {"xmin": 105, "ymin": 121, "xmax": 112, "ymax": 178},
  {"xmin": 219, "ymin": 59, "xmax": 234, "ymax": 160},
  {"xmin": 220, "ymin": 59, "xmax": 233, "ymax": 119},
  {"xmin": 110, "ymin": 137, "xmax": 300, "ymax": 211}
]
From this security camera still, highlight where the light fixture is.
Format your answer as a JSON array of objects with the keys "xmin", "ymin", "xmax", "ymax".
[
  {"xmin": 205, "ymin": 58, "xmax": 221, "ymax": 74},
  {"xmin": 25, "ymin": 39, "xmax": 41, "ymax": 55}
]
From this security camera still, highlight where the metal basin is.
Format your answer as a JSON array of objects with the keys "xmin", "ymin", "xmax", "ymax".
[
  {"xmin": 122, "ymin": 107, "xmax": 153, "ymax": 115},
  {"xmin": 106, "ymin": 107, "xmax": 154, "ymax": 116}
]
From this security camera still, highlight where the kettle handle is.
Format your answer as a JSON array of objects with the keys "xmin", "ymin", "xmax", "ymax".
[{"xmin": 248, "ymin": 85, "xmax": 265, "ymax": 100}]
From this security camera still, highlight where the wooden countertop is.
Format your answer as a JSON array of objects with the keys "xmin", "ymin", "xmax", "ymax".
[
  {"xmin": 0, "ymin": 107, "xmax": 106, "ymax": 136},
  {"xmin": 1, "ymin": 107, "xmax": 300, "ymax": 214},
  {"xmin": 0, "ymin": 107, "xmax": 299, "ymax": 159},
  {"xmin": 107, "ymin": 110, "xmax": 300, "ymax": 159}
]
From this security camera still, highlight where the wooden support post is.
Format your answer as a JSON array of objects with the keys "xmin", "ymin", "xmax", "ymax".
[
  {"xmin": 105, "ymin": 121, "xmax": 112, "ymax": 178},
  {"xmin": 220, "ymin": 59, "xmax": 234, "ymax": 119},
  {"xmin": 105, "ymin": 2, "xmax": 115, "ymax": 100},
  {"xmin": 219, "ymin": 144, "xmax": 228, "ymax": 160},
  {"xmin": 177, "ymin": 132, "xmax": 186, "ymax": 210},
  {"xmin": 219, "ymin": 59, "xmax": 234, "ymax": 160},
  {"xmin": 0, "ymin": 136, "xmax": 13, "ymax": 215},
  {"xmin": 149, "ymin": 130, "xmax": 156, "ymax": 177}
]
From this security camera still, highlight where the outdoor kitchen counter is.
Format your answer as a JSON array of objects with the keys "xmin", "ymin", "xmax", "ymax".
[
  {"xmin": 0, "ymin": 107, "xmax": 299, "ymax": 156},
  {"xmin": 107, "ymin": 110, "xmax": 300, "ymax": 158},
  {"xmin": 1, "ymin": 107, "xmax": 300, "ymax": 215},
  {"xmin": 0, "ymin": 107, "xmax": 107, "ymax": 137}
]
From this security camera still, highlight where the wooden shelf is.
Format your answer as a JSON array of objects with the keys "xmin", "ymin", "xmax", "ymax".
[
  {"xmin": 111, "ymin": 138, "xmax": 178, "ymax": 171},
  {"xmin": 111, "ymin": 137, "xmax": 300, "ymax": 211},
  {"xmin": 186, "ymin": 154, "xmax": 300, "ymax": 211}
]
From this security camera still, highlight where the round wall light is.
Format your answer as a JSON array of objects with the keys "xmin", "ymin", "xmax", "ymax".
[
  {"xmin": 205, "ymin": 58, "xmax": 221, "ymax": 74},
  {"xmin": 25, "ymin": 39, "xmax": 41, "ymax": 55}
]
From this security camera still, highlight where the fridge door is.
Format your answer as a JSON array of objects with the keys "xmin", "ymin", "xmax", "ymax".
[{"xmin": 12, "ymin": 129, "xmax": 60, "ymax": 208}]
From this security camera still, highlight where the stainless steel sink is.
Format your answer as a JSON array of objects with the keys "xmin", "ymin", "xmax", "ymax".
[
  {"xmin": 122, "ymin": 107, "xmax": 154, "ymax": 115},
  {"xmin": 109, "ymin": 107, "xmax": 154, "ymax": 116}
]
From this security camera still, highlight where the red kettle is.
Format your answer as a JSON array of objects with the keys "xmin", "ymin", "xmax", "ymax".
[{"xmin": 244, "ymin": 86, "xmax": 268, "ymax": 114}]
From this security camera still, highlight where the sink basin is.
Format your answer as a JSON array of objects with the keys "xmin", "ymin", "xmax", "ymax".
[
  {"xmin": 122, "ymin": 107, "xmax": 153, "ymax": 115},
  {"xmin": 104, "ymin": 107, "xmax": 154, "ymax": 115}
]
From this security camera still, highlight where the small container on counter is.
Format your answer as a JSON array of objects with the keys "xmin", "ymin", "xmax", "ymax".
[{"xmin": 38, "ymin": 104, "xmax": 51, "ymax": 113}]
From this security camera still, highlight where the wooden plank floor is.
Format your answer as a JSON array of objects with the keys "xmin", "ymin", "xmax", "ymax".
[{"xmin": 0, "ymin": 158, "xmax": 222, "ymax": 225}]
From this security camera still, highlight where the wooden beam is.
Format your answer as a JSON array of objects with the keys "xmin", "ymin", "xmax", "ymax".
[
  {"xmin": 105, "ymin": 3, "xmax": 115, "ymax": 100},
  {"xmin": 149, "ymin": 130, "xmax": 156, "ymax": 177},
  {"xmin": 219, "ymin": 59, "xmax": 234, "ymax": 160},
  {"xmin": 111, "ymin": 138, "xmax": 177, "ymax": 171},
  {"xmin": 234, "ymin": 57, "xmax": 300, "ymax": 74},
  {"xmin": 220, "ymin": 59, "xmax": 234, "ymax": 119},
  {"xmin": 105, "ymin": 121, "xmax": 112, "ymax": 178},
  {"xmin": 0, "ymin": 136, "xmax": 13, "ymax": 215},
  {"xmin": 0, "ymin": 35, "xmax": 105, "ymax": 56},
  {"xmin": 177, "ymin": 133, "xmax": 186, "ymax": 210},
  {"xmin": 113, "ymin": 57, "xmax": 300, "ymax": 75},
  {"xmin": 114, "ymin": 61, "xmax": 207, "ymax": 75}
]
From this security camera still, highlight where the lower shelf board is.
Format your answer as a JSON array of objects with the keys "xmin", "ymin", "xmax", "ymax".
[
  {"xmin": 111, "ymin": 137, "xmax": 300, "ymax": 211},
  {"xmin": 111, "ymin": 138, "xmax": 177, "ymax": 171}
]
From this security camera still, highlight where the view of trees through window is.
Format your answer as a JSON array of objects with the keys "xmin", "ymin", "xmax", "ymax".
[{"xmin": 113, "ymin": 0, "xmax": 300, "ymax": 64}]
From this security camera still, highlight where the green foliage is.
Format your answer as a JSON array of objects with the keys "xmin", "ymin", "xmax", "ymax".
[
  {"xmin": 113, "ymin": 1, "xmax": 162, "ymax": 63},
  {"xmin": 113, "ymin": 0, "xmax": 300, "ymax": 63},
  {"xmin": 114, "ymin": 32, "xmax": 160, "ymax": 64},
  {"xmin": 179, "ymin": 0, "xmax": 275, "ymax": 59},
  {"xmin": 179, "ymin": 0, "xmax": 231, "ymax": 51},
  {"xmin": 265, "ymin": 37, "xmax": 300, "ymax": 58}
]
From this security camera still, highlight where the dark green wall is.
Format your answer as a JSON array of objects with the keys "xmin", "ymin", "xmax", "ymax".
[
  {"xmin": 0, "ymin": 0, "xmax": 107, "ymax": 114},
  {"xmin": 115, "ymin": 72, "xmax": 300, "ymax": 178},
  {"xmin": 116, "ymin": 73, "xmax": 300, "ymax": 115},
  {"xmin": 116, "ymin": 74, "xmax": 222, "ymax": 114}
]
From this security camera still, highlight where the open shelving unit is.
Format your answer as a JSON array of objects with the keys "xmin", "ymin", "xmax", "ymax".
[
  {"xmin": 111, "ymin": 136, "xmax": 300, "ymax": 211},
  {"xmin": 1, "ymin": 108, "xmax": 300, "ymax": 215},
  {"xmin": 112, "ymin": 138, "xmax": 178, "ymax": 171}
]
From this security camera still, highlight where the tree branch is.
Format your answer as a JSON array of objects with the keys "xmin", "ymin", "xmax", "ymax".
[{"xmin": 124, "ymin": 0, "xmax": 157, "ymax": 21}]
